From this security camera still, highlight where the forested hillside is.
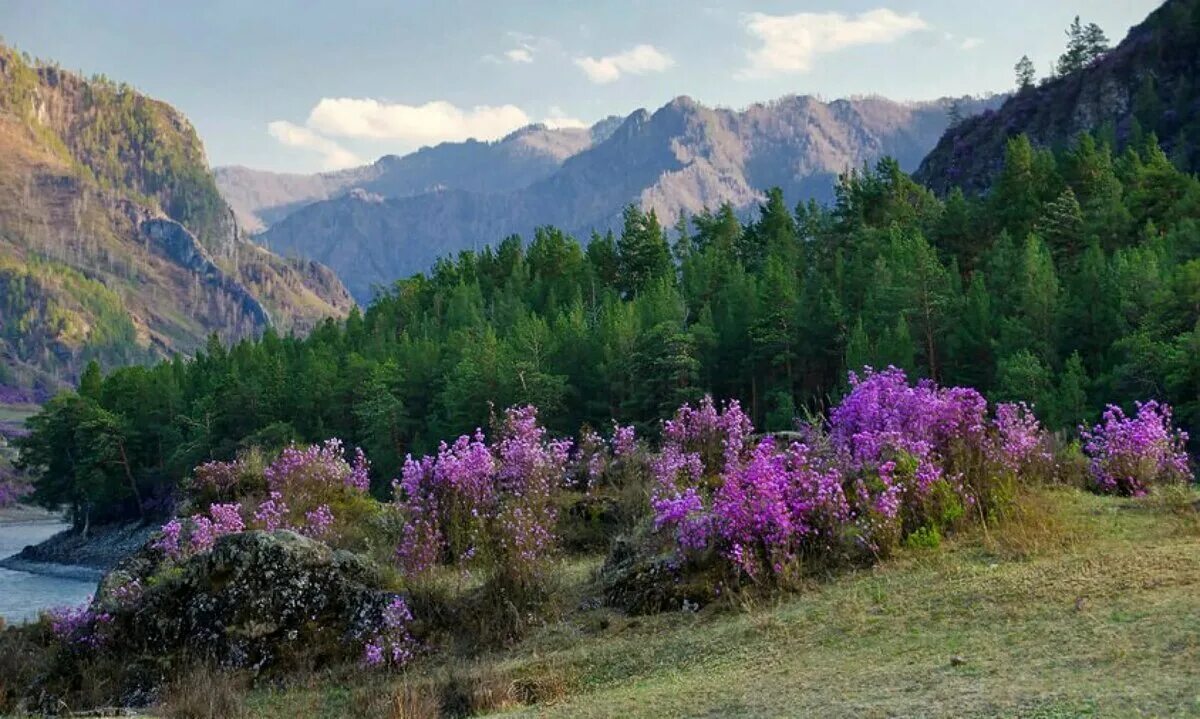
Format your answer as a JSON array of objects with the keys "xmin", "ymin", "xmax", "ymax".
[
  {"xmin": 917, "ymin": 0, "xmax": 1200, "ymax": 192},
  {"xmin": 22, "ymin": 127, "xmax": 1200, "ymax": 523},
  {"xmin": 0, "ymin": 45, "xmax": 353, "ymax": 393}
]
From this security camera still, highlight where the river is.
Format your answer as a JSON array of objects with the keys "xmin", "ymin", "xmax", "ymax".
[{"xmin": 0, "ymin": 518, "xmax": 98, "ymax": 624}]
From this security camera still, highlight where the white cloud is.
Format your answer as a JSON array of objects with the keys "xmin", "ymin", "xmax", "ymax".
[
  {"xmin": 505, "ymin": 47, "xmax": 534, "ymax": 63},
  {"xmin": 959, "ymin": 36, "xmax": 983, "ymax": 50},
  {"xmin": 737, "ymin": 8, "xmax": 928, "ymax": 78},
  {"xmin": 306, "ymin": 98, "xmax": 534, "ymax": 145},
  {"xmin": 266, "ymin": 120, "xmax": 361, "ymax": 170},
  {"xmin": 543, "ymin": 106, "xmax": 587, "ymax": 130},
  {"xmin": 269, "ymin": 98, "xmax": 592, "ymax": 166},
  {"xmin": 574, "ymin": 44, "xmax": 674, "ymax": 84}
]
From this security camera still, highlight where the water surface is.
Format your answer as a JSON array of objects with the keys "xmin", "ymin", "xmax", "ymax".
[{"xmin": 0, "ymin": 520, "xmax": 97, "ymax": 624}]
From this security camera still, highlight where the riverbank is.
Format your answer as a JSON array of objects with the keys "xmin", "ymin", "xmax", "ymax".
[
  {"xmin": 0, "ymin": 514, "xmax": 99, "ymax": 625},
  {"xmin": 0, "ymin": 504, "xmax": 61, "ymax": 525},
  {"xmin": 0, "ymin": 516, "xmax": 156, "ymax": 574}
]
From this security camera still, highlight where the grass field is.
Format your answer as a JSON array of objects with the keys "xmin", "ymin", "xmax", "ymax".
[{"xmin": 237, "ymin": 487, "xmax": 1200, "ymax": 718}]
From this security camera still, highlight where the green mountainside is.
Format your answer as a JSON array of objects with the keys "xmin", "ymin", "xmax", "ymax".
[
  {"xmin": 0, "ymin": 46, "xmax": 353, "ymax": 393},
  {"xmin": 917, "ymin": 0, "xmax": 1200, "ymax": 193}
]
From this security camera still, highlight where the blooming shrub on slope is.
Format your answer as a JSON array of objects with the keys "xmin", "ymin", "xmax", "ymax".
[
  {"xmin": 393, "ymin": 405, "xmax": 571, "ymax": 580},
  {"xmin": 1081, "ymin": 401, "xmax": 1191, "ymax": 496},
  {"xmin": 651, "ymin": 368, "xmax": 1059, "ymax": 578},
  {"xmin": 154, "ymin": 439, "xmax": 373, "ymax": 560}
]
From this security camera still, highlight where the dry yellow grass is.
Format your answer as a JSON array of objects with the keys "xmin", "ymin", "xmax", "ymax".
[{"xmin": 241, "ymin": 486, "xmax": 1200, "ymax": 718}]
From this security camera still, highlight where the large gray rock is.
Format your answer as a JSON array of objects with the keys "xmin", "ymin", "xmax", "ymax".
[{"xmin": 96, "ymin": 530, "xmax": 393, "ymax": 670}]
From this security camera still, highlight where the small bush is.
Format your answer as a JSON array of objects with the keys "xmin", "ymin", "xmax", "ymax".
[
  {"xmin": 904, "ymin": 525, "xmax": 941, "ymax": 550},
  {"xmin": 160, "ymin": 665, "xmax": 248, "ymax": 719},
  {"xmin": 1080, "ymin": 401, "xmax": 1190, "ymax": 496}
]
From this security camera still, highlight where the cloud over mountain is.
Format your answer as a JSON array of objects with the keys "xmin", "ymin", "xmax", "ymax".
[
  {"xmin": 575, "ymin": 44, "xmax": 674, "ymax": 84},
  {"xmin": 738, "ymin": 8, "xmax": 929, "ymax": 78}
]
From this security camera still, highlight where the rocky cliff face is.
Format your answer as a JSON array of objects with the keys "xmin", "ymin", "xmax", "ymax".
[
  {"xmin": 916, "ymin": 0, "xmax": 1200, "ymax": 194},
  {"xmin": 0, "ymin": 44, "xmax": 353, "ymax": 390},
  {"xmin": 252, "ymin": 94, "xmax": 1002, "ymax": 302}
]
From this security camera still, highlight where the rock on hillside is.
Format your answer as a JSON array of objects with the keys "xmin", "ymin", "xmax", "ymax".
[
  {"xmin": 94, "ymin": 530, "xmax": 394, "ymax": 670},
  {"xmin": 916, "ymin": 0, "xmax": 1200, "ymax": 194}
]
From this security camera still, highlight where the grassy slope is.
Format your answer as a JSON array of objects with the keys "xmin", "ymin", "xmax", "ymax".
[{"xmin": 243, "ymin": 488, "xmax": 1200, "ymax": 718}]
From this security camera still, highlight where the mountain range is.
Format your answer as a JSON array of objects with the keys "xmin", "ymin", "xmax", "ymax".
[
  {"xmin": 220, "ymin": 94, "xmax": 1002, "ymax": 302},
  {"xmin": 0, "ymin": 46, "xmax": 352, "ymax": 393}
]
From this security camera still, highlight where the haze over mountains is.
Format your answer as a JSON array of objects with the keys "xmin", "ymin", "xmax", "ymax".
[{"xmin": 218, "ymin": 94, "xmax": 1002, "ymax": 302}]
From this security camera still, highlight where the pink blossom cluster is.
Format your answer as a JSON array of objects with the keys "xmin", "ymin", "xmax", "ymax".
[
  {"xmin": 571, "ymin": 422, "xmax": 641, "ymax": 492},
  {"xmin": 393, "ymin": 405, "xmax": 570, "ymax": 577},
  {"xmin": 266, "ymin": 438, "xmax": 371, "ymax": 497},
  {"xmin": 362, "ymin": 596, "xmax": 416, "ymax": 668},
  {"xmin": 1081, "ymin": 401, "xmax": 1191, "ymax": 496},
  {"xmin": 829, "ymin": 367, "xmax": 988, "ymax": 492},
  {"xmin": 46, "ymin": 601, "xmax": 113, "ymax": 649},
  {"xmin": 651, "ymin": 369, "xmax": 1061, "ymax": 577},
  {"xmin": 991, "ymin": 402, "xmax": 1051, "ymax": 473},
  {"xmin": 612, "ymin": 423, "xmax": 638, "ymax": 458},
  {"xmin": 191, "ymin": 458, "xmax": 248, "ymax": 499},
  {"xmin": 651, "ymin": 397, "xmax": 754, "ymax": 552},
  {"xmin": 154, "ymin": 501, "xmax": 246, "ymax": 559}
]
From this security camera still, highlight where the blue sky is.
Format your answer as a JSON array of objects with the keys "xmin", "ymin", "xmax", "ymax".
[{"xmin": 0, "ymin": 1, "xmax": 1161, "ymax": 174}]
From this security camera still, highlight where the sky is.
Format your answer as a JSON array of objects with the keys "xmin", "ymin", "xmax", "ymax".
[{"xmin": 0, "ymin": 1, "xmax": 1163, "ymax": 174}]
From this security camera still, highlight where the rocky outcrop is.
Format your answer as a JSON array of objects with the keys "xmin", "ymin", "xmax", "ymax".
[
  {"xmin": 916, "ymin": 0, "xmax": 1200, "ymax": 193},
  {"xmin": 95, "ymin": 530, "xmax": 393, "ymax": 670},
  {"xmin": 600, "ymin": 532, "xmax": 720, "ymax": 615},
  {"xmin": 1, "ymin": 521, "xmax": 155, "ymax": 574},
  {"xmin": 139, "ymin": 216, "xmax": 272, "ymax": 328}
]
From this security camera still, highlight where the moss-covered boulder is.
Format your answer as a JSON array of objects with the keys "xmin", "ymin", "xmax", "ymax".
[
  {"xmin": 97, "ymin": 530, "xmax": 393, "ymax": 671},
  {"xmin": 600, "ymin": 533, "xmax": 721, "ymax": 615}
]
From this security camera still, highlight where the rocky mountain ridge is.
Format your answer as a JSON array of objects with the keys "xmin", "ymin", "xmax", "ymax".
[
  {"xmin": 0, "ymin": 45, "xmax": 353, "ymax": 391},
  {"xmin": 243, "ymin": 93, "xmax": 1002, "ymax": 301},
  {"xmin": 916, "ymin": 0, "xmax": 1200, "ymax": 193}
]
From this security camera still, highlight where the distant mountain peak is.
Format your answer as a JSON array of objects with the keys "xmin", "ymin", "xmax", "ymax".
[{"xmin": 242, "ymin": 91, "xmax": 1002, "ymax": 303}]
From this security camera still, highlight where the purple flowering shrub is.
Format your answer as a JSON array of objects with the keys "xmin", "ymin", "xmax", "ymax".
[
  {"xmin": 361, "ymin": 596, "xmax": 417, "ymax": 669},
  {"xmin": 188, "ymin": 449, "xmax": 267, "ymax": 505},
  {"xmin": 44, "ymin": 601, "xmax": 114, "ymax": 651},
  {"xmin": 649, "ymin": 368, "xmax": 1061, "ymax": 579},
  {"xmin": 571, "ymin": 422, "xmax": 642, "ymax": 493},
  {"xmin": 1080, "ymin": 401, "xmax": 1191, "ymax": 496},
  {"xmin": 155, "ymin": 439, "xmax": 376, "ymax": 560},
  {"xmin": 393, "ymin": 405, "xmax": 571, "ymax": 582}
]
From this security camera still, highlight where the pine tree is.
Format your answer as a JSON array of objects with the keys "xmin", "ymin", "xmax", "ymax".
[
  {"xmin": 1057, "ymin": 16, "xmax": 1089, "ymax": 75},
  {"xmin": 1037, "ymin": 187, "xmax": 1085, "ymax": 261},
  {"xmin": 1014, "ymin": 55, "xmax": 1036, "ymax": 91},
  {"xmin": 617, "ymin": 205, "xmax": 673, "ymax": 297},
  {"xmin": 1052, "ymin": 352, "xmax": 1091, "ymax": 429},
  {"xmin": 1082, "ymin": 22, "xmax": 1109, "ymax": 62}
]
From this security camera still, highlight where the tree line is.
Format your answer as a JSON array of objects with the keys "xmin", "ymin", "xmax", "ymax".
[{"xmin": 18, "ymin": 131, "xmax": 1200, "ymax": 527}]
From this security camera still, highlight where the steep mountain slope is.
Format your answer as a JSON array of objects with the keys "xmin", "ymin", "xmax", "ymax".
[
  {"xmin": 216, "ymin": 119, "xmax": 622, "ymax": 233},
  {"xmin": 917, "ymin": 0, "xmax": 1200, "ymax": 193},
  {"xmin": 0, "ymin": 46, "xmax": 352, "ymax": 392},
  {"xmin": 256, "ymin": 94, "xmax": 1000, "ymax": 302}
]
